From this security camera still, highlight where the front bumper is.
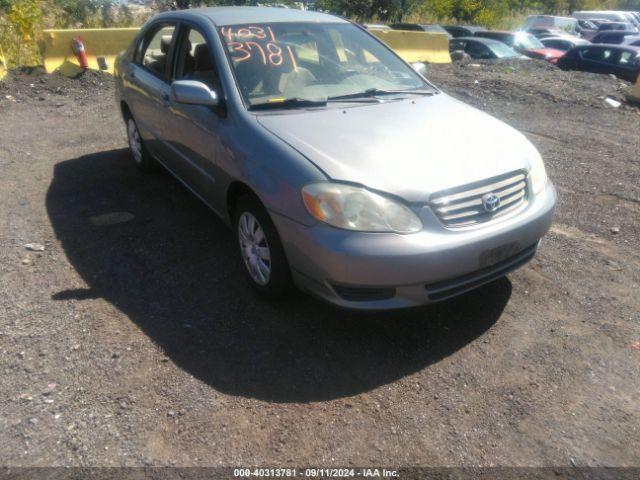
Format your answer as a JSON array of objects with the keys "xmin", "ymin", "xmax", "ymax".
[{"xmin": 272, "ymin": 181, "xmax": 557, "ymax": 309}]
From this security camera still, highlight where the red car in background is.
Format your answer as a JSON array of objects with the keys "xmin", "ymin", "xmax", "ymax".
[{"xmin": 474, "ymin": 31, "xmax": 565, "ymax": 62}]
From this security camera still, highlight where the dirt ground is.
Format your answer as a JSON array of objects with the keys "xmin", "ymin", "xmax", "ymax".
[{"xmin": 0, "ymin": 61, "xmax": 639, "ymax": 470}]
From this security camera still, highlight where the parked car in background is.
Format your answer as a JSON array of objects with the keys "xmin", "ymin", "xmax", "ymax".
[
  {"xmin": 449, "ymin": 37, "xmax": 525, "ymax": 60},
  {"xmin": 592, "ymin": 31, "xmax": 639, "ymax": 44},
  {"xmin": 597, "ymin": 21, "xmax": 639, "ymax": 32},
  {"xmin": 577, "ymin": 19, "xmax": 603, "ymax": 40},
  {"xmin": 526, "ymin": 28, "xmax": 574, "ymax": 39},
  {"xmin": 573, "ymin": 11, "xmax": 633, "ymax": 24},
  {"xmin": 523, "ymin": 15, "xmax": 581, "ymax": 36},
  {"xmin": 114, "ymin": 7, "xmax": 556, "ymax": 309},
  {"xmin": 474, "ymin": 31, "xmax": 565, "ymax": 62},
  {"xmin": 390, "ymin": 23, "xmax": 453, "ymax": 38},
  {"xmin": 558, "ymin": 44, "xmax": 640, "ymax": 81},
  {"xmin": 621, "ymin": 35, "xmax": 640, "ymax": 47},
  {"xmin": 540, "ymin": 36, "xmax": 590, "ymax": 52},
  {"xmin": 443, "ymin": 25, "xmax": 486, "ymax": 38}
]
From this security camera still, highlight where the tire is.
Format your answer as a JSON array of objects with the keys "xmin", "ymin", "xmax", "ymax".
[
  {"xmin": 125, "ymin": 113, "xmax": 156, "ymax": 172},
  {"xmin": 234, "ymin": 194, "xmax": 291, "ymax": 299}
]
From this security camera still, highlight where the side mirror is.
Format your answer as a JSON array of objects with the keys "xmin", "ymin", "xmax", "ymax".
[
  {"xmin": 171, "ymin": 80, "xmax": 219, "ymax": 107},
  {"xmin": 410, "ymin": 61, "xmax": 428, "ymax": 77}
]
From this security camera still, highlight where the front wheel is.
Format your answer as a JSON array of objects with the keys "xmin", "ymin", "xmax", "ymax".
[
  {"xmin": 126, "ymin": 115, "xmax": 156, "ymax": 172},
  {"xmin": 234, "ymin": 195, "xmax": 291, "ymax": 299}
]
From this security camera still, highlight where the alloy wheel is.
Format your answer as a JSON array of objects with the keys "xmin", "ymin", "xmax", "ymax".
[
  {"xmin": 127, "ymin": 119, "xmax": 143, "ymax": 165},
  {"xmin": 238, "ymin": 212, "xmax": 272, "ymax": 286}
]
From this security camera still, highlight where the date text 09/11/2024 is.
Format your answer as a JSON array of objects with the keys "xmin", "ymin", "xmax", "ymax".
[{"xmin": 233, "ymin": 468, "xmax": 400, "ymax": 478}]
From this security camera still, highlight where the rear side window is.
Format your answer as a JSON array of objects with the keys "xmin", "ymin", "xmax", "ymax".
[{"xmin": 136, "ymin": 24, "xmax": 176, "ymax": 78}]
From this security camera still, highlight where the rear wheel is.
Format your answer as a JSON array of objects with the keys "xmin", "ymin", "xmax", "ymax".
[
  {"xmin": 234, "ymin": 195, "xmax": 291, "ymax": 299},
  {"xmin": 125, "ymin": 115, "xmax": 156, "ymax": 172}
]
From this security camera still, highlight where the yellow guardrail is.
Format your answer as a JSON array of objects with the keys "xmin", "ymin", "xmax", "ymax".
[
  {"xmin": 40, "ymin": 26, "xmax": 450, "ymax": 78},
  {"xmin": 369, "ymin": 29, "xmax": 451, "ymax": 64},
  {"xmin": 0, "ymin": 55, "xmax": 6, "ymax": 81},
  {"xmin": 0, "ymin": 46, "xmax": 7, "ymax": 80},
  {"xmin": 628, "ymin": 76, "xmax": 640, "ymax": 104},
  {"xmin": 43, "ymin": 28, "xmax": 139, "ymax": 76}
]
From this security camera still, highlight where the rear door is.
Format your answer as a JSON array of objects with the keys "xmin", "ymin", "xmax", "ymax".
[{"xmin": 127, "ymin": 22, "xmax": 178, "ymax": 162}]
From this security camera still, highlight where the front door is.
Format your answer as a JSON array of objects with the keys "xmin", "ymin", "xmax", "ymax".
[{"xmin": 162, "ymin": 25, "xmax": 228, "ymax": 215}]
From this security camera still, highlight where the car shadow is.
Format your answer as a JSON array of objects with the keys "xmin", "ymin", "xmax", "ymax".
[{"xmin": 46, "ymin": 148, "xmax": 512, "ymax": 403}]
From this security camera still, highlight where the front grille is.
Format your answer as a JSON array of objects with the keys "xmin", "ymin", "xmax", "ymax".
[
  {"xmin": 331, "ymin": 284, "xmax": 396, "ymax": 302},
  {"xmin": 429, "ymin": 171, "xmax": 528, "ymax": 228},
  {"xmin": 424, "ymin": 243, "xmax": 538, "ymax": 302}
]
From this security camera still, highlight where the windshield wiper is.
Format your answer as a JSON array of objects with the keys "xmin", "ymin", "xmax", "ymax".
[
  {"xmin": 328, "ymin": 88, "xmax": 436, "ymax": 101},
  {"xmin": 249, "ymin": 97, "xmax": 328, "ymax": 110}
]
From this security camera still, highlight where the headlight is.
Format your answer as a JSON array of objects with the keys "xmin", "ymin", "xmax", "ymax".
[
  {"xmin": 301, "ymin": 183, "xmax": 422, "ymax": 233},
  {"xmin": 529, "ymin": 151, "xmax": 548, "ymax": 195}
]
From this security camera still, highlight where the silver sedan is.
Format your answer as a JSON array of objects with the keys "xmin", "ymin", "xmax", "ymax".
[{"xmin": 115, "ymin": 7, "xmax": 556, "ymax": 309}]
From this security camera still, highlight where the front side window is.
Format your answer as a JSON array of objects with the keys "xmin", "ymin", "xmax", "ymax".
[
  {"xmin": 174, "ymin": 27, "xmax": 219, "ymax": 90},
  {"xmin": 138, "ymin": 24, "xmax": 176, "ymax": 78},
  {"xmin": 218, "ymin": 22, "xmax": 430, "ymax": 108}
]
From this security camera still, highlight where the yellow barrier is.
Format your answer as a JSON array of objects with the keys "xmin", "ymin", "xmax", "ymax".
[
  {"xmin": 628, "ymin": 76, "xmax": 640, "ymax": 104},
  {"xmin": 0, "ymin": 54, "xmax": 6, "ymax": 81},
  {"xmin": 41, "ymin": 26, "xmax": 450, "ymax": 78},
  {"xmin": 43, "ymin": 28, "xmax": 139, "ymax": 76},
  {"xmin": 369, "ymin": 29, "xmax": 451, "ymax": 64}
]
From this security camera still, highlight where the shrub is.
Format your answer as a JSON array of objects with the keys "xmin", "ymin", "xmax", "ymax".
[{"xmin": 0, "ymin": 0, "xmax": 42, "ymax": 67}]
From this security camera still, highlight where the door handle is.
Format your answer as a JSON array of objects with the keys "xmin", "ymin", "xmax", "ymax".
[{"xmin": 161, "ymin": 93, "xmax": 170, "ymax": 108}]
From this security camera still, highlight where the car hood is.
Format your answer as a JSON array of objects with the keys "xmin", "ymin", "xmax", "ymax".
[
  {"xmin": 527, "ymin": 47, "xmax": 565, "ymax": 58},
  {"xmin": 256, "ymin": 93, "xmax": 540, "ymax": 203}
]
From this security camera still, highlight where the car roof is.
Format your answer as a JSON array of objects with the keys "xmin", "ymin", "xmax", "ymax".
[
  {"xmin": 157, "ymin": 6, "xmax": 347, "ymax": 26},
  {"xmin": 476, "ymin": 30, "xmax": 513, "ymax": 35},
  {"xmin": 576, "ymin": 43, "xmax": 640, "ymax": 51},
  {"xmin": 541, "ymin": 36, "xmax": 585, "ymax": 42},
  {"xmin": 453, "ymin": 36, "xmax": 510, "ymax": 46},
  {"xmin": 595, "ymin": 30, "xmax": 639, "ymax": 36}
]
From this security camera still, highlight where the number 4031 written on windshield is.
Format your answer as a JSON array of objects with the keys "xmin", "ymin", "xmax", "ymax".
[{"xmin": 220, "ymin": 26, "xmax": 298, "ymax": 68}]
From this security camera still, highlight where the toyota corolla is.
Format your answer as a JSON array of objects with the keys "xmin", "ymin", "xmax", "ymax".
[{"xmin": 115, "ymin": 7, "xmax": 556, "ymax": 309}]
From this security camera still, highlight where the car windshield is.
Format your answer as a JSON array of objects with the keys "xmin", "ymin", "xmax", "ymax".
[
  {"xmin": 514, "ymin": 32, "xmax": 545, "ymax": 49},
  {"xmin": 218, "ymin": 22, "xmax": 430, "ymax": 108},
  {"xmin": 491, "ymin": 41, "xmax": 520, "ymax": 57}
]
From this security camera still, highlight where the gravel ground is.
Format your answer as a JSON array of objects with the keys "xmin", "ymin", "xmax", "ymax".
[{"xmin": 0, "ymin": 61, "xmax": 639, "ymax": 470}]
